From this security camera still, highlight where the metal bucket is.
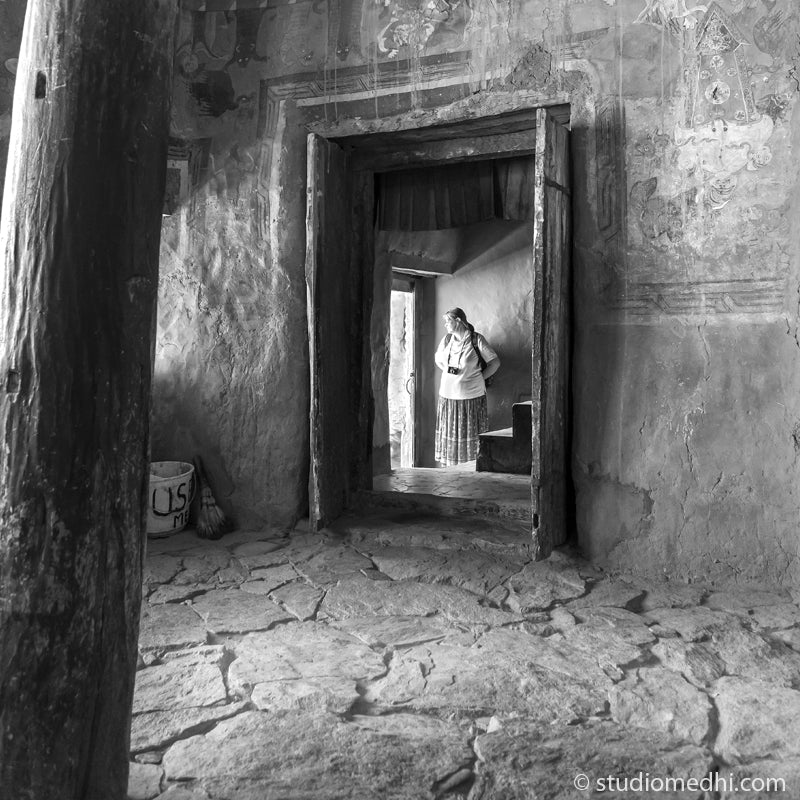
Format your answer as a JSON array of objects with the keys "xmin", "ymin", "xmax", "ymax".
[{"xmin": 147, "ymin": 461, "xmax": 195, "ymax": 536}]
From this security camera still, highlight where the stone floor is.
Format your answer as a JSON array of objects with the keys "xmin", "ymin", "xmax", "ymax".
[
  {"xmin": 367, "ymin": 464, "xmax": 531, "ymax": 522},
  {"xmin": 372, "ymin": 463, "xmax": 529, "ymax": 502},
  {"xmin": 130, "ymin": 509, "xmax": 800, "ymax": 799}
]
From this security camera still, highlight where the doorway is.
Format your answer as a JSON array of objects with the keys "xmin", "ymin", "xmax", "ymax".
[
  {"xmin": 375, "ymin": 218, "xmax": 535, "ymax": 473},
  {"xmin": 305, "ymin": 106, "xmax": 572, "ymax": 559},
  {"xmin": 388, "ymin": 276, "xmax": 416, "ymax": 470}
]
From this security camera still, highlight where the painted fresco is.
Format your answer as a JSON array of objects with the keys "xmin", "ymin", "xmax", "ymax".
[
  {"xmin": 171, "ymin": 0, "xmax": 276, "ymax": 211},
  {"xmin": 369, "ymin": 0, "xmax": 471, "ymax": 59},
  {"xmin": 624, "ymin": 0, "xmax": 798, "ymax": 289}
]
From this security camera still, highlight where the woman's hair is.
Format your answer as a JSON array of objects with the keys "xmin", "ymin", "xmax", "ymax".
[{"xmin": 445, "ymin": 307, "xmax": 475, "ymax": 333}]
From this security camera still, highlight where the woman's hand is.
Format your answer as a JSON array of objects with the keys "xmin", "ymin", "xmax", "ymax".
[{"xmin": 482, "ymin": 357, "xmax": 501, "ymax": 380}]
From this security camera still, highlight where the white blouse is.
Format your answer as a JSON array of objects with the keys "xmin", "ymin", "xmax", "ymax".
[{"xmin": 435, "ymin": 332, "xmax": 498, "ymax": 400}]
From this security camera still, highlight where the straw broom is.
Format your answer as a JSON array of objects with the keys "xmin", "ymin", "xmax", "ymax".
[{"xmin": 193, "ymin": 455, "xmax": 231, "ymax": 540}]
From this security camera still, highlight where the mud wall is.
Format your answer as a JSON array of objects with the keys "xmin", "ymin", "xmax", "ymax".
[{"xmin": 3, "ymin": 0, "xmax": 800, "ymax": 582}]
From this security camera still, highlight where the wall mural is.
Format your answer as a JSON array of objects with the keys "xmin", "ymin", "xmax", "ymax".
[
  {"xmin": 635, "ymin": 0, "xmax": 710, "ymax": 34},
  {"xmin": 170, "ymin": 0, "xmax": 276, "ymax": 219},
  {"xmin": 371, "ymin": 0, "xmax": 471, "ymax": 59},
  {"xmin": 336, "ymin": 0, "xmax": 473, "ymax": 62},
  {"xmin": 622, "ymin": 0, "xmax": 798, "ymax": 309}
]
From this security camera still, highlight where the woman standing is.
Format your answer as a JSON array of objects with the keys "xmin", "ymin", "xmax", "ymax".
[{"xmin": 434, "ymin": 307, "xmax": 500, "ymax": 466}]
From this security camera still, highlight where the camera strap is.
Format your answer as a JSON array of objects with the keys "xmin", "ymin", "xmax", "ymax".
[{"xmin": 471, "ymin": 332, "xmax": 488, "ymax": 372}]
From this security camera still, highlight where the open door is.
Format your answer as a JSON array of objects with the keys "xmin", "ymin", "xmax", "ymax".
[
  {"xmin": 531, "ymin": 107, "xmax": 572, "ymax": 559},
  {"xmin": 306, "ymin": 134, "xmax": 375, "ymax": 529}
]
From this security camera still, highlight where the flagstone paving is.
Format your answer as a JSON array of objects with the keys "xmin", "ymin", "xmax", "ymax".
[{"xmin": 131, "ymin": 509, "xmax": 800, "ymax": 799}]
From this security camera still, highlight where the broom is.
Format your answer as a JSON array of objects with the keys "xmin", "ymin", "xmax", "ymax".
[{"xmin": 193, "ymin": 455, "xmax": 231, "ymax": 540}]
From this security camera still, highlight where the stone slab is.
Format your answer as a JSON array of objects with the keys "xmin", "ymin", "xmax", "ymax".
[
  {"xmin": 568, "ymin": 606, "xmax": 656, "ymax": 646},
  {"xmin": 713, "ymin": 676, "xmax": 800, "ymax": 763},
  {"xmin": 130, "ymin": 702, "xmax": 249, "ymax": 753},
  {"xmin": 719, "ymin": 759, "xmax": 800, "ymax": 799},
  {"xmin": 152, "ymin": 786, "xmax": 212, "ymax": 800},
  {"xmin": 147, "ymin": 583, "xmax": 217, "ymax": 605},
  {"xmin": 706, "ymin": 589, "xmax": 792, "ymax": 613},
  {"xmin": 338, "ymin": 512, "xmax": 531, "ymax": 556},
  {"xmin": 127, "ymin": 761, "xmax": 164, "ymax": 800},
  {"xmin": 609, "ymin": 667, "xmax": 711, "ymax": 745},
  {"xmin": 243, "ymin": 564, "xmax": 297, "ymax": 592},
  {"xmin": 270, "ymin": 581, "xmax": 323, "ymax": 621},
  {"xmin": 215, "ymin": 561, "xmax": 248, "ymax": 585},
  {"xmin": 566, "ymin": 577, "xmax": 645, "ymax": 611},
  {"xmin": 237, "ymin": 550, "xmax": 290, "ymax": 571},
  {"xmin": 190, "ymin": 589, "xmax": 293, "ymax": 634},
  {"xmin": 227, "ymin": 622, "xmax": 387, "ymax": 697},
  {"xmin": 329, "ymin": 615, "xmax": 452, "ymax": 649},
  {"xmin": 773, "ymin": 628, "xmax": 800, "ymax": 652},
  {"xmin": 139, "ymin": 603, "xmax": 208, "ymax": 651},
  {"xmin": 711, "ymin": 626, "xmax": 800, "ymax": 688},
  {"xmin": 173, "ymin": 554, "xmax": 230, "ymax": 584},
  {"xmin": 503, "ymin": 559, "xmax": 587, "ymax": 612},
  {"xmin": 365, "ymin": 545, "xmax": 523, "ymax": 596},
  {"xmin": 652, "ymin": 638, "xmax": 726, "ymax": 687},
  {"xmin": 251, "ymin": 677, "xmax": 359, "ymax": 714},
  {"xmin": 748, "ymin": 603, "xmax": 800, "ymax": 630},
  {"xmin": 639, "ymin": 580, "xmax": 708, "ymax": 612},
  {"xmin": 160, "ymin": 646, "xmax": 228, "ymax": 667},
  {"xmin": 133, "ymin": 660, "xmax": 227, "ymax": 714},
  {"xmin": 472, "ymin": 718, "xmax": 714, "ymax": 800},
  {"xmin": 232, "ymin": 539, "xmax": 286, "ymax": 558},
  {"xmin": 292, "ymin": 545, "xmax": 376, "ymax": 587},
  {"xmin": 144, "ymin": 555, "xmax": 183, "ymax": 586},
  {"xmin": 373, "ymin": 629, "xmax": 611, "ymax": 721},
  {"xmin": 642, "ymin": 606, "xmax": 739, "ymax": 641},
  {"xmin": 558, "ymin": 622, "xmax": 647, "ymax": 679},
  {"xmin": 239, "ymin": 580, "xmax": 275, "ymax": 595},
  {"xmin": 321, "ymin": 574, "xmax": 522, "ymax": 627},
  {"xmin": 162, "ymin": 710, "xmax": 474, "ymax": 799}
]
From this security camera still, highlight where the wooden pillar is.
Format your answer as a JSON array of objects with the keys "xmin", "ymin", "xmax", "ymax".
[{"xmin": 0, "ymin": 1, "xmax": 176, "ymax": 797}]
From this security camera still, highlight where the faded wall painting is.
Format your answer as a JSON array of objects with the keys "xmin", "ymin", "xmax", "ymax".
[
  {"xmin": 621, "ymin": 0, "xmax": 798, "ymax": 313},
  {"xmin": 170, "ymin": 0, "xmax": 276, "ymax": 213}
]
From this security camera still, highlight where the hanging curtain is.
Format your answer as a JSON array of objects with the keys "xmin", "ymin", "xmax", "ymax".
[
  {"xmin": 494, "ymin": 156, "xmax": 536, "ymax": 222},
  {"xmin": 376, "ymin": 155, "xmax": 536, "ymax": 231}
]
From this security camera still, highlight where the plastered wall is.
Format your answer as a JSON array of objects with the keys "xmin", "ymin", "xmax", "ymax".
[{"xmin": 3, "ymin": 0, "xmax": 800, "ymax": 582}]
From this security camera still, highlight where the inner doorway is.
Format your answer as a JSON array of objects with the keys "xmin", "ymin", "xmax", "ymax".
[
  {"xmin": 388, "ymin": 277, "xmax": 416, "ymax": 469},
  {"xmin": 376, "ymin": 218, "xmax": 535, "ymax": 473},
  {"xmin": 305, "ymin": 106, "xmax": 572, "ymax": 559}
]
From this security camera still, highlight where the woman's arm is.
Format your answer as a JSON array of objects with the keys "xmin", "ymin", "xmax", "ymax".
[
  {"xmin": 476, "ymin": 334, "xmax": 500, "ymax": 379},
  {"xmin": 482, "ymin": 355, "xmax": 501, "ymax": 379},
  {"xmin": 434, "ymin": 336, "xmax": 449, "ymax": 371}
]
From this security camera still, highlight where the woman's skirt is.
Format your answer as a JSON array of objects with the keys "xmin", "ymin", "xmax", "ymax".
[{"xmin": 434, "ymin": 395, "xmax": 488, "ymax": 466}]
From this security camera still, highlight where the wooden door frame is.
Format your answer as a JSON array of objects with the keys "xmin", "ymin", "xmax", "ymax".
[{"xmin": 306, "ymin": 104, "xmax": 573, "ymax": 534}]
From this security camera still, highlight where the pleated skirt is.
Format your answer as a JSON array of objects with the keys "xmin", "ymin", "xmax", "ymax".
[{"xmin": 434, "ymin": 395, "xmax": 488, "ymax": 466}]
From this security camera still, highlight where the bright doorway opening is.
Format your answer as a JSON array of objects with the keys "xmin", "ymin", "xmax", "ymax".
[{"xmin": 388, "ymin": 278, "xmax": 416, "ymax": 469}]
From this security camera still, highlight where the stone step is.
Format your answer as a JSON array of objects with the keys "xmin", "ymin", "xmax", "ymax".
[
  {"xmin": 477, "ymin": 401, "xmax": 533, "ymax": 475},
  {"xmin": 512, "ymin": 400, "xmax": 533, "ymax": 441},
  {"xmin": 355, "ymin": 488, "xmax": 532, "ymax": 525},
  {"xmin": 477, "ymin": 431, "xmax": 531, "ymax": 475},
  {"xmin": 483, "ymin": 426, "xmax": 513, "ymax": 439}
]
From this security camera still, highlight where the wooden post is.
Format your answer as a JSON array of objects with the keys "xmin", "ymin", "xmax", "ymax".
[{"xmin": 0, "ymin": 1, "xmax": 176, "ymax": 797}]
